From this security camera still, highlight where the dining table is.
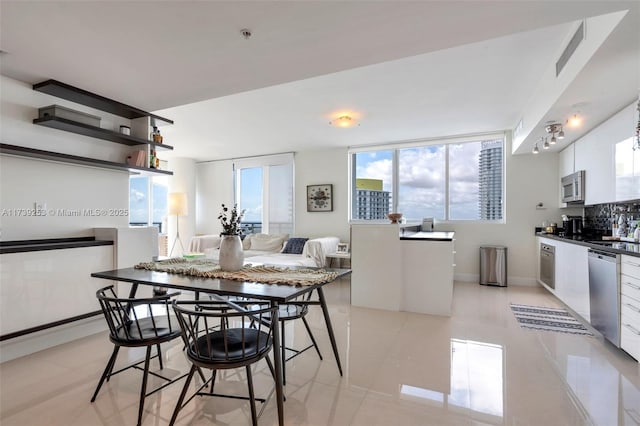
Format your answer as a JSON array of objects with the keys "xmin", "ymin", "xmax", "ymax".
[{"xmin": 90, "ymin": 264, "xmax": 351, "ymax": 426}]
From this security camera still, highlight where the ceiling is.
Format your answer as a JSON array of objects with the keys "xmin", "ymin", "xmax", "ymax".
[{"xmin": 1, "ymin": 1, "xmax": 638, "ymax": 162}]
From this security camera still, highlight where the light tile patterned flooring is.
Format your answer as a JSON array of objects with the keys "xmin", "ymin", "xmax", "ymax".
[{"xmin": 1, "ymin": 279, "xmax": 639, "ymax": 425}]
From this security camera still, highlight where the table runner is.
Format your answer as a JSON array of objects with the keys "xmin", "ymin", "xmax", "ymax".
[{"xmin": 135, "ymin": 258, "xmax": 339, "ymax": 286}]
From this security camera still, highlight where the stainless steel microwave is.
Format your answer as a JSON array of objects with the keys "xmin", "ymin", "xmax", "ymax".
[{"xmin": 561, "ymin": 170, "xmax": 585, "ymax": 203}]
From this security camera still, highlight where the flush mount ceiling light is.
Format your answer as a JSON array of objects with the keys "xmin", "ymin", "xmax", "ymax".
[
  {"xmin": 568, "ymin": 113, "xmax": 582, "ymax": 127},
  {"xmin": 330, "ymin": 115, "xmax": 358, "ymax": 128}
]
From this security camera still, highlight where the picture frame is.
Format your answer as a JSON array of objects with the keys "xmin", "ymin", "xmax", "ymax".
[
  {"xmin": 307, "ymin": 184, "xmax": 333, "ymax": 212},
  {"xmin": 336, "ymin": 242, "xmax": 349, "ymax": 253}
]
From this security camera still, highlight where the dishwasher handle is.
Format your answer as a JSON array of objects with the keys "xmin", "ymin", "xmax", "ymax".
[{"xmin": 588, "ymin": 249, "xmax": 618, "ymax": 261}]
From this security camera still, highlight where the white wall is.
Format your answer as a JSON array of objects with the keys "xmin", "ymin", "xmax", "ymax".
[
  {"xmin": 195, "ymin": 159, "xmax": 234, "ymax": 236},
  {"xmin": 0, "ymin": 76, "xmax": 130, "ymax": 240},
  {"xmin": 294, "ymin": 149, "xmax": 350, "ymax": 241},
  {"xmin": 167, "ymin": 157, "xmax": 197, "ymax": 255}
]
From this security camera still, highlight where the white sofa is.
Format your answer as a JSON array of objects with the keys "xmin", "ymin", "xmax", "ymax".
[{"xmin": 188, "ymin": 234, "xmax": 340, "ymax": 268}]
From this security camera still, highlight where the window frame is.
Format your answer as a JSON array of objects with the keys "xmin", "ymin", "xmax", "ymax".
[
  {"xmin": 233, "ymin": 153, "xmax": 295, "ymax": 235},
  {"xmin": 348, "ymin": 132, "xmax": 506, "ymax": 224}
]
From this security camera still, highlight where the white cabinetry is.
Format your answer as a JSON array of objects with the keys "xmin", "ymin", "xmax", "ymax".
[
  {"xmin": 573, "ymin": 102, "xmax": 635, "ymax": 205},
  {"xmin": 559, "ymin": 144, "xmax": 575, "ymax": 178},
  {"xmin": 620, "ymin": 255, "xmax": 640, "ymax": 361},
  {"xmin": 351, "ymin": 224, "xmax": 455, "ymax": 316},
  {"xmin": 615, "ymin": 137, "xmax": 640, "ymax": 202},
  {"xmin": 558, "ymin": 145, "xmax": 575, "ymax": 207},
  {"xmin": 537, "ymin": 237, "xmax": 590, "ymax": 322}
]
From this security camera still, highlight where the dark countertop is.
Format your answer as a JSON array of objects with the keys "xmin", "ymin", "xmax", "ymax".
[
  {"xmin": 0, "ymin": 237, "xmax": 113, "ymax": 254},
  {"xmin": 536, "ymin": 233, "xmax": 640, "ymax": 257},
  {"xmin": 400, "ymin": 231, "xmax": 455, "ymax": 241}
]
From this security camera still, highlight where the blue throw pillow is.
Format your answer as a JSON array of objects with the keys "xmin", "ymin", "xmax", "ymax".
[{"xmin": 281, "ymin": 237, "xmax": 308, "ymax": 254}]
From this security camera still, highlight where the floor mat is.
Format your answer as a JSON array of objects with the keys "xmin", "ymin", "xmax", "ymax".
[{"xmin": 510, "ymin": 303, "xmax": 593, "ymax": 336}]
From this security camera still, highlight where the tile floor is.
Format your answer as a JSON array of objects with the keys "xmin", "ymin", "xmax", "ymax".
[{"xmin": 1, "ymin": 279, "xmax": 639, "ymax": 425}]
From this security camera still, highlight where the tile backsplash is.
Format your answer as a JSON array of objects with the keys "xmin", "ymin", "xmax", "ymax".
[{"xmin": 585, "ymin": 200, "xmax": 640, "ymax": 235}]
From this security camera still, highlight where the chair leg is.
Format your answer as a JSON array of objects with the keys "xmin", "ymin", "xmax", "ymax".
[
  {"xmin": 137, "ymin": 346, "xmax": 153, "ymax": 426},
  {"xmin": 265, "ymin": 356, "xmax": 285, "ymax": 402},
  {"xmin": 91, "ymin": 345, "xmax": 120, "ymax": 402},
  {"xmin": 302, "ymin": 316, "xmax": 323, "ymax": 360},
  {"xmin": 245, "ymin": 365, "xmax": 258, "ymax": 426},
  {"xmin": 169, "ymin": 364, "xmax": 197, "ymax": 426},
  {"xmin": 210, "ymin": 370, "xmax": 217, "ymax": 394},
  {"xmin": 156, "ymin": 343, "xmax": 164, "ymax": 370},
  {"xmin": 281, "ymin": 321, "xmax": 287, "ymax": 386}
]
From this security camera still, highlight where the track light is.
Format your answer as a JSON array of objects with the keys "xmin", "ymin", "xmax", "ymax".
[
  {"xmin": 558, "ymin": 129, "xmax": 565, "ymax": 139},
  {"xmin": 550, "ymin": 134, "xmax": 557, "ymax": 144},
  {"xmin": 533, "ymin": 143, "xmax": 539, "ymax": 154},
  {"xmin": 543, "ymin": 138, "xmax": 550, "ymax": 150}
]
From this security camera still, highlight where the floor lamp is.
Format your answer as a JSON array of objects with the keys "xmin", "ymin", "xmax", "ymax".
[{"xmin": 168, "ymin": 192, "xmax": 187, "ymax": 257}]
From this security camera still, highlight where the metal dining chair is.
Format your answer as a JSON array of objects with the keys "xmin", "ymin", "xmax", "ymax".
[
  {"xmin": 169, "ymin": 300, "xmax": 280, "ymax": 426},
  {"xmin": 91, "ymin": 285, "xmax": 186, "ymax": 426}
]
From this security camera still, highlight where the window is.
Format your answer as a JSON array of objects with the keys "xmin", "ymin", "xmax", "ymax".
[
  {"xmin": 129, "ymin": 175, "xmax": 168, "ymax": 232},
  {"xmin": 234, "ymin": 153, "xmax": 294, "ymax": 235},
  {"xmin": 350, "ymin": 134, "xmax": 504, "ymax": 221}
]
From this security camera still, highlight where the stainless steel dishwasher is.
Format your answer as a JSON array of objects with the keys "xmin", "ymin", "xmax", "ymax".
[
  {"xmin": 588, "ymin": 249, "xmax": 621, "ymax": 347},
  {"xmin": 539, "ymin": 243, "xmax": 555, "ymax": 289}
]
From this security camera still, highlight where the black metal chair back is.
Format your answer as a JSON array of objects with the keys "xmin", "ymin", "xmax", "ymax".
[
  {"xmin": 97, "ymin": 286, "xmax": 181, "ymax": 345},
  {"xmin": 91, "ymin": 285, "xmax": 184, "ymax": 426},
  {"xmin": 169, "ymin": 300, "xmax": 278, "ymax": 426}
]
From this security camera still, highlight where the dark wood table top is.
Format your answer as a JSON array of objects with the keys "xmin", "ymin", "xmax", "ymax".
[{"xmin": 91, "ymin": 266, "xmax": 352, "ymax": 302}]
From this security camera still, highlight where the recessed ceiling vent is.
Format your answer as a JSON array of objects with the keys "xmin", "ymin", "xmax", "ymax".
[{"xmin": 556, "ymin": 21, "xmax": 585, "ymax": 77}]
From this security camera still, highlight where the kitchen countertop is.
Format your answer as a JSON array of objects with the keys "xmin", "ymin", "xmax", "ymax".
[
  {"xmin": 536, "ymin": 233, "xmax": 640, "ymax": 257},
  {"xmin": 400, "ymin": 231, "xmax": 455, "ymax": 241}
]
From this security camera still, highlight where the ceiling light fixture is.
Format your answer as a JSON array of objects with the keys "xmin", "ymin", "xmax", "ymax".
[
  {"xmin": 545, "ymin": 122, "xmax": 563, "ymax": 144},
  {"xmin": 568, "ymin": 113, "xmax": 582, "ymax": 127},
  {"xmin": 330, "ymin": 115, "xmax": 357, "ymax": 128},
  {"xmin": 543, "ymin": 137, "xmax": 550, "ymax": 150},
  {"xmin": 533, "ymin": 143, "xmax": 539, "ymax": 154}
]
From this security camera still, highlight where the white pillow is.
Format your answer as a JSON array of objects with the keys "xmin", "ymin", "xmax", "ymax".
[{"xmin": 250, "ymin": 234, "xmax": 288, "ymax": 252}]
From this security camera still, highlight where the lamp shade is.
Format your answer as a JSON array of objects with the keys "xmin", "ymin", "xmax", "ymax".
[{"xmin": 168, "ymin": 192, "xmax": 188, "ymax": 216}]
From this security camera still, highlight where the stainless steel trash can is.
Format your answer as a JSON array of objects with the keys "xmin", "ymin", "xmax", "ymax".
[{"xmin": 480, "ymin": 246, "xmax": 507, "ymax": 287}]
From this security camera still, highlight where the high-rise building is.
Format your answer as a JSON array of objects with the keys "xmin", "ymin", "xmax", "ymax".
[
  {"xmin": 478, "ymin": 140, "xmax": 503, "ymax": 220},
  {"xmin": 354, "ymin": 178, "xmax": 390, "ymax": 220}
]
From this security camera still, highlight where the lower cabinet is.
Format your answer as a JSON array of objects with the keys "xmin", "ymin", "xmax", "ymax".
[
  {"xmin": 620, "ymin": 255, "xmax": 640, "ymax": 361},
  {"xmin": 537, "ymin": 237, "xmax": 590, "ymax": 322}
]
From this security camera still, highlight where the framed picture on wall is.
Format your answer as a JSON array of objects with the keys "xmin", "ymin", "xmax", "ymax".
[{"xmin": 307, "ymin": 184, "xmax": 333, "ymax": 212}]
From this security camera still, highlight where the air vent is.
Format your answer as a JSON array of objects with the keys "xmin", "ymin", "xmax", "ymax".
[{"xmin": 556, "ymin": 21, "xmax": 585, "ymax": 77}]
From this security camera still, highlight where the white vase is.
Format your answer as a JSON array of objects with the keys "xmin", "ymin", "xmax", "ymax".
[{"xmin": 219, "ymin": 234, "xmax": 244, "ymax": 271}]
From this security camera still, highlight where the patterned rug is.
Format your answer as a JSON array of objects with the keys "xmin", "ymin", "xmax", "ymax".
[
  {"xmin": 135, "ymin": 258, "xmax": 338, "ymax": 286},
  {"xmin": 510, "ymin": 304, "xmax": 593, "ymax": 336}
]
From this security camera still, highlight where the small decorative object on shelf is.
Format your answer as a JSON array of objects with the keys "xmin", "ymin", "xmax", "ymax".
[
  {"xmin": 149, "ymin": 149, "xmax": 156, "ymax": 168},
  {"xmin": 119, "ymin": 125, "xmax": 130, "ymax": 135},
  {"xmin": 218, "ymin": 204, "xmax": 246, "ymax": 271},
  {"xmin": 151, "ymin": 126, "xmax": 163, "ymax": 144}
]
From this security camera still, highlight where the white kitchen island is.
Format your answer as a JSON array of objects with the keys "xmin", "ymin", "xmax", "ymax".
[{"xmin": 350, "ymin": 224, "xmax": 455, "ymax": 316}]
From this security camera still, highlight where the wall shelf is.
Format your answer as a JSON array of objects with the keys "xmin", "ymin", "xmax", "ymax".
[
  {"xmin": 33, "ymin": 79, "xmax": 173, "ymax": 126},
  {"xmin": 33, "ymin": 116, "xmax": 173, "ymax": 150},
  {"xmin": 0, "ymin": 143, "xmax": 173, "ymax": 176}
]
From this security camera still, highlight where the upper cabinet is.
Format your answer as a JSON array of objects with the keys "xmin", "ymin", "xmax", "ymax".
[{"xmin": 572, "ymin": 102, "xmax": 635, "ymax": 205}]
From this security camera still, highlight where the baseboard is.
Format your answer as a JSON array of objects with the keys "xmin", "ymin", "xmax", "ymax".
[
  {"xmin": 0, "ymin": 316, "xmax": 106, "ymax": 363},
  {"xmin": 454, "ymin": 273, "xmax": 539, "ymax": 287}
]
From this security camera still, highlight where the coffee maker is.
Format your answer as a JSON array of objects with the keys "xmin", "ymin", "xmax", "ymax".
[{"xmin": 562, "ymin": 215, "xmax": 583, "ymax": 236}]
